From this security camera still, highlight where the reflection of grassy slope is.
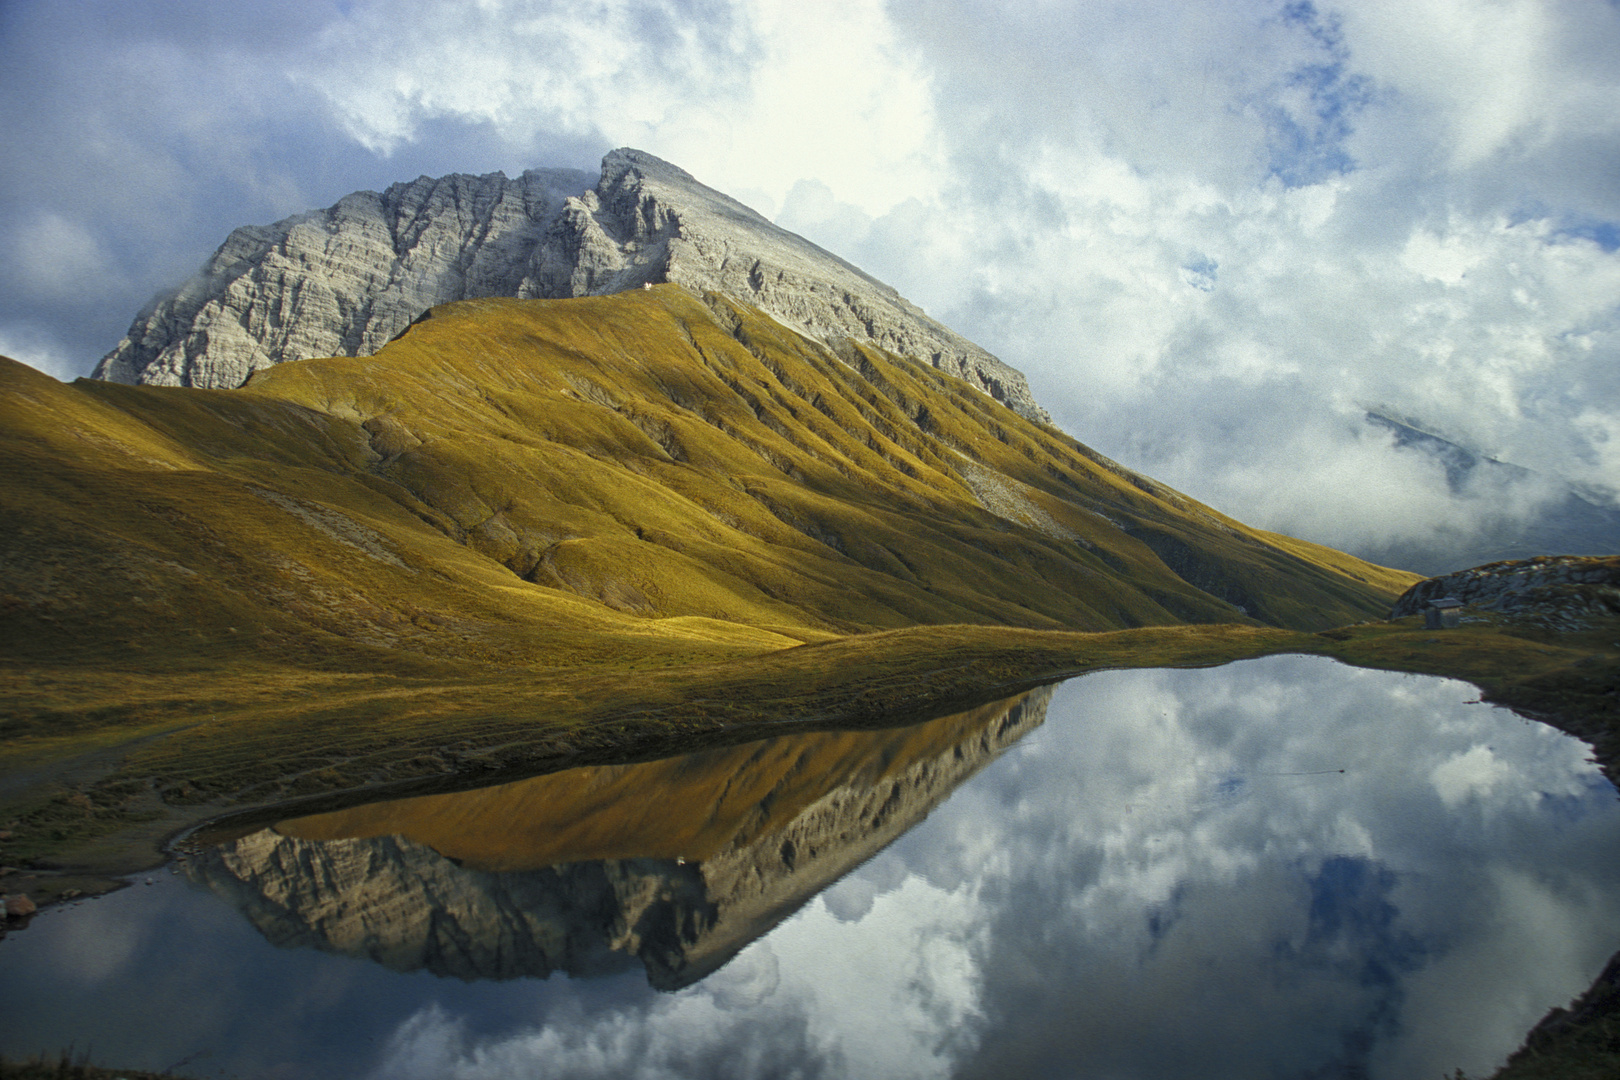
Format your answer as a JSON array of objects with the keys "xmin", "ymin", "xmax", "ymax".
[
  {"xmin": 276, "ymin": 691, "xmax": 1044, "ymax": 870},
  {"xmin": 1, "ymin": 286, "xmax": 1420, "ymax": 869}
]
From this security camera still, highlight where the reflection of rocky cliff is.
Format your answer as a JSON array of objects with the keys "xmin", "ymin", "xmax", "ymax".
[{"xmin": 187, "ymin": 687, "xmax": 1053, "ymax": 990}]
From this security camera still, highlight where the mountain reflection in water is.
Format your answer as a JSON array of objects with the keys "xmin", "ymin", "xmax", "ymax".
[
  {"xmin": 4, "ymin": 655, "xmax": 1620, "ymax": 1080},
  {"xmin": 187, "ymin": 688, "xmax": 1055, "ymax": 990}
]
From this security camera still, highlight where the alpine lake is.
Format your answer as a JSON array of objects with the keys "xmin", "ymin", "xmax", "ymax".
[{"xmin": 4, "ymin": 654, "xmax": 1619, "ymax": 1080}]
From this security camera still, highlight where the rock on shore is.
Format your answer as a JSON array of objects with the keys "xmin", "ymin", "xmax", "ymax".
[{"xmin": 1390, "ymin": 555, "xmax": 1620, "ymax": 631}]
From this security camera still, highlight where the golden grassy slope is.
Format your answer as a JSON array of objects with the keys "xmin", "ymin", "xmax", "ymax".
[
  {"xmin": 0, "ymin": 285, "xmax": 1419, "ymax": 870},
  {"xmin": 2, "ymin": 286, "xmax": 1413, "ymax": 674}
]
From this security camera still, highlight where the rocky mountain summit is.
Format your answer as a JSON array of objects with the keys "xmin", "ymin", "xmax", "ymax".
[
  {"xmin": 95, "ymin": 149, "xmax": 1048, "ymax": 422},
  {"xmin": 1391, "ymin": 555, "xmax": 1620, "ymax": 631},
  {"xmin": 94, "ymin": 166, "xmax": 592, "ymax": 389}
]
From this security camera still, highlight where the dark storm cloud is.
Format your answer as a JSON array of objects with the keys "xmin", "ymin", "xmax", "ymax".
[
  {"xmin": 0, "ymin": 0, "xmax": 654, "ymax": 375},
  {"xmin": 0, "ymin": 1, "xmax": 351, "ymax": 371}
]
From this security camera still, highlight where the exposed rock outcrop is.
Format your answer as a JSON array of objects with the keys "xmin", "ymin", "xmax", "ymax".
[
  {"xmin": 93, "ymin": 168, "xmax": 593, "ymax": 389},
  {"xmin": 186, "ymin": 686, "xmax": 1054, "ymax": 990},
  {"xmin": 96, "ymin": 149, "xmax": 1049, "ymax": 422},
  {"xmin": 1390, "ymin": 555, "xmax": 1620, "ymax": 631}
]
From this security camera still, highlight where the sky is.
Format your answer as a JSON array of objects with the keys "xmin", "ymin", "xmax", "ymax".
[{"xmin": 2, "ymin": 0, "xmax": 1618, "ymax": 564}]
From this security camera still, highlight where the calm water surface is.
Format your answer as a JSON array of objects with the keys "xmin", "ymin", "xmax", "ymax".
[{"xmin": 5, "ymin": 655, "xmax": 1620, "ymax": 1080}]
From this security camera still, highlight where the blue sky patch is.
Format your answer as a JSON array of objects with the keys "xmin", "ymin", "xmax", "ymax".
[
  {"xmin": 1260, "ymin": 2, "xmax": 1375, "ymax": 187},
  {"xmin": 1556, "ymin": 219, "xmax": 1620, "ymax": 252},
  {"xmin": 1181, "ymin": 256, "xmax": 1219, "ymax": 292}
]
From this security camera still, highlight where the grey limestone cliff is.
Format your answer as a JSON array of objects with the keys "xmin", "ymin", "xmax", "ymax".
[
  {"xmin": 185, "ymin": 686, "xmax": 1054, "ymax": 990},
  {"xmin": 96, "ymin": 149, "xmax": 1049, "ymax": 423},
  {"xmin": 93, "ymin": 167, "xmax": 593, "ymax": 389}
]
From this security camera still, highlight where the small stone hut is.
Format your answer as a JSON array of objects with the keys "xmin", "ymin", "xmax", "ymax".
[{"xmin": 1424, "ymin": 597, "xmax": 1464, "ymax": 630}]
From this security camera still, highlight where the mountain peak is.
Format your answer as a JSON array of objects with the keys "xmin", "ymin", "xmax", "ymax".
[
  {"xmin": 94, "ymin": 149, "xmax": 1050, "ymax": 422},
  {"xmin": 601, "ymin": 146, "xmax": 701, "ymax": 188}
]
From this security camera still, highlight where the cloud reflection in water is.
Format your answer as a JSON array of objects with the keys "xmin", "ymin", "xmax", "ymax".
[{"xmin": 361, "ymin": 656, "xmax": 1620, "ymax": 1080}]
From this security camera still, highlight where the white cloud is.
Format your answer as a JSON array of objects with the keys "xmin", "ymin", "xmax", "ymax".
[
  {"xmin": 1402, "ymin": 227, "xmax": 1484, "ymax": 285},
  {"xmin": 1379, "ymin": 864, "xmax": 1611, "ymax": 1079},
  {"xmin": 365, "ymin": 876, "xmax": 985, "ymax": 1080},
  {"xmin": 0, "ymin": 324, "xmax": 83, "ymax": 381},
  {"xmin": 33, "ymin": 899, "xmax": 148, "ymax": 984},
  {"xmin": 294, "ymin": 0, "xmax": 941, "ymax": 220},
  {"xmin": 1430, "ymin": 743, "xmax": 1515, "ymax": 809},
  {"xmin": 817, "ymin": 1, "xmax": 1620, "ymax": 562},
  {"xmin": 367, "ymin": 993, "xmax": 823, "ymax": 1080},
  {"xmin": 300, "ymin": 0, "xmax": 746, "ymax": 156},
  {"xmin": 696, "ymin": 0, "xmax": 942, "ymax": 215},
  {"xmin": 1342, "ymin": 0, "xmax": 1554, "ymax": 169},
  {"xmin": 773, "ymin": 881, "xmax": 985, "ymax": 1079},
  {"xmin": 923, "ymin": 660, "xmax": 1620, "ymax": 1078},
  {"xmin": 3, "ymin": 211, "xmax": 116, "ymax": 302}
]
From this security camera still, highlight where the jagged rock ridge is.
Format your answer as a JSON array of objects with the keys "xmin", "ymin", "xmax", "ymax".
[
  {"xmin": 186, "ymin": 686, "xmax": 1054, "ymax": 990},
  {"xmin": 93, "ymin": 167, "xmax": 592, "ymax": 389},
  {"xmin": 96, "ymin": 149, "xmax": 1048, "ymax": 422}
]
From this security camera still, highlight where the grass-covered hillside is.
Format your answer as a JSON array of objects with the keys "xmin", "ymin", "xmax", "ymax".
[
  {"xmin": 0, "ymin": 285, "xmax": 1417, "ymax": 871},
  {"xmin": 6, "ymin": 285, "xmax": 1410, "ymax": 653}
]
